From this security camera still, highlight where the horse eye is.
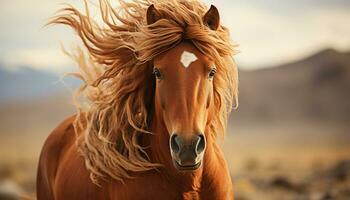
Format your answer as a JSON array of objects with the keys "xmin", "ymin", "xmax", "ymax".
[
  {"xmin": 208, "ymin": 68, "xmax": 217, "ymax": 79},
  {"xmin": 153, "ymin": 68, "xmax": 162, "ymax": 79}
]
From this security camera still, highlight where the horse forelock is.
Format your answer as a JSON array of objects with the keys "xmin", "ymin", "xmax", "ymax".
[{"xmin": 50, "ymin": 0, "xmax": 238, "ymax": 183}]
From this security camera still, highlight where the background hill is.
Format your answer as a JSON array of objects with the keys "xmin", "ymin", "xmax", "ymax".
[
  {"xmin": 0, "ymin": 66, "xmax": 80, "ymax": 101},
  {"xmin": 1, "ymin": 48, "xmax": 350, "ymax": 124},
  {"xmin": 231, "ymin": 48, "xmax": 350, "ymax": 125}
]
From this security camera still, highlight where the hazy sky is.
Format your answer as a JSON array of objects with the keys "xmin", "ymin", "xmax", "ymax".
[{"xmin": 0, "ymin": 0, "xmax": 350, "ymax": 74}]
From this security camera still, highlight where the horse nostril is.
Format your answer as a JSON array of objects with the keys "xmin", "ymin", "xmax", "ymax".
[
  {"xmin": 195, "ymin": 134, "xmax": 206, "ymax": 155},
  {"xmin": 170, "ymin": 134, "xmax": 181, "ymax": 154}
]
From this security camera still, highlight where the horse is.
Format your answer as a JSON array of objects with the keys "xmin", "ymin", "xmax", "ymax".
[{"xmin": 37, "ymin": 0, "xmax": 238, "ymax": 199}]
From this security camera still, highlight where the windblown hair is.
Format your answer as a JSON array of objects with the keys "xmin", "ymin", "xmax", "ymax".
[{"xmin": 51, "ymin": 0, "xmax": 238, "ymax": 183}]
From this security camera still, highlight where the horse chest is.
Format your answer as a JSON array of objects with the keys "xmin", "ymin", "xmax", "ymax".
[
  {"xmin": 55, "ymin": 163, "xmax": 177, "ymax": 199},
  {"xmin": 109, "ymin": 177, "xmax": 212, "ymax": 200},
  {"xmin": 55, "ymin": 166, "xmax": 228, "ymax": 200},
  {"xmin": 53, "ymin": 144, "xmax": 232, "ymax": 200},
  {"xmin": 110, "ymin": 179, "xmax": 179, "ymax": 200}
]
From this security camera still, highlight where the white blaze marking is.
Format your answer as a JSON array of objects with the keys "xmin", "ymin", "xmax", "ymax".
[{"xmin": 180, "ymin": 51, "xmax": 197, "ymax": 68}]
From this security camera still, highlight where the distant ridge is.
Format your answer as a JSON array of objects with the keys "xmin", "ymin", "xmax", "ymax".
[
  {"xmin": 0, "ymin": 48, "xmax": 349, "ymax": 125},
  {"xmin": 0, "ymin": 66, "xmax": 80, "ymax": 102},
  {"xmin": 233, "ymin": 48, "xmax": 350, "ymax": 124}
]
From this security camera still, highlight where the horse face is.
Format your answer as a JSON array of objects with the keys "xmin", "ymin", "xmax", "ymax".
[{"xmin": 153, "ymin": 42, "xmax": 216, "ymax": 171}]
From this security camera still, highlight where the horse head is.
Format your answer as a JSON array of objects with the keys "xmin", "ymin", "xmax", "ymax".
[{"xmin": 148, "ymin": 5, "xmax": 221, "ymax": 171}]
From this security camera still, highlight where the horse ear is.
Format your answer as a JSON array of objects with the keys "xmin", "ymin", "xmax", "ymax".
[
  {"xmin": 203, "ymin": 5, "xmax": 220, "ymax": 30},
  {"xmin": 146, "ymin": 4, "xmax": 161, "ymax": 25}
]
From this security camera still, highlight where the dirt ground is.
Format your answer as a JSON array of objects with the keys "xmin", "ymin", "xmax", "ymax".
[{"xmin": 0, "ymin": 122, "xmax": 349, "ymax": 200}]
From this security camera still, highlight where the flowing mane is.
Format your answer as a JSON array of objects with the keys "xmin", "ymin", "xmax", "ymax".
[{"xmin": 50, "ymin": 0, "xmax": 238, "ymax": 183}]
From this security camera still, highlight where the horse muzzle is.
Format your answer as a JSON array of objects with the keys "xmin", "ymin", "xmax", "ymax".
[{"xmin": 169, "ymin": 133, "xmax": 206, "ymax": 171}]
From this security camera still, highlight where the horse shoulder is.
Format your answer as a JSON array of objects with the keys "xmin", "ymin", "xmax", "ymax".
[{"xmin": 36, "ymin": 115, "xmax": 77, "ymax": 200}]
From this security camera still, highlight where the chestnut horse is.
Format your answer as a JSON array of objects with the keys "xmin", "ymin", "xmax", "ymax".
[{"xmin": 37, "ymin": 0, "xmax": 238, "ymax": 199}]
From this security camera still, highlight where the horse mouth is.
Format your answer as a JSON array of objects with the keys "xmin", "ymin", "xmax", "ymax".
[{"xmin": 173, "ymin": 160, "xmax": 202, "ymax": 171}]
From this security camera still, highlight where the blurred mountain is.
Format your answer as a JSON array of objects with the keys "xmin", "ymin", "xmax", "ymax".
[
  {"xmin": 232, "ymin": 48, "xmax": 350, "ymax": 124},
  {"xmin": 0, "ymin": 48, "xmax": 349, "ymax": 134},
  {"xmin": 0, "ymin": 66, "xmax": 80, "ymax": 102}
]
